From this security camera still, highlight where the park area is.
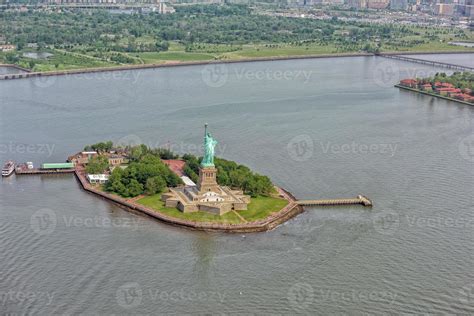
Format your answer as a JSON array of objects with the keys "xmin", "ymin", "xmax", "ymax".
[{"xmin": 137, "ymin": 194, "xmax": 289, "ymax": 224}]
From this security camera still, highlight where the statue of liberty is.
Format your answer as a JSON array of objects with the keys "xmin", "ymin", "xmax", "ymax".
[{"xmin": 201, "ymin": 124, "xmax": 218, "ymax": 167}]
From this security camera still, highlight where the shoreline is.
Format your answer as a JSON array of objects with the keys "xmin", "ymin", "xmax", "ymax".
[
  {"xmin": 395, "ymin": 84, "xmax": 474, "ymax": 106},
  {"xmin": 1, "ymin": 50, "xmax": 473, "ymax": 81},
  {"xmin": 74, "ymin": 166, "xmax": 305, "ymax": 233}
]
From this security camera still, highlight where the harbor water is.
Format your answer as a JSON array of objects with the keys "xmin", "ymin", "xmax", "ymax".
[{"xmin": 0, "ymin": 54, "xmax": 473, "ymax": 314}]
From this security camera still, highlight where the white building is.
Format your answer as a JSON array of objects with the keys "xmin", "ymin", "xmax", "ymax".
[{"xmin": 87, "ymin": 174, "xmax": 109, "ymax": 184}]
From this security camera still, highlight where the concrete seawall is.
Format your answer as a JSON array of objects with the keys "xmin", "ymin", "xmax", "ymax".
[
  {"xmin": 395, "ymin": 84, "xmax": 474, "ymax": 106},
  {"xmin": 74, "ymin": 167, "xmax": 304, "ymax": 233},
  {"xmin": 2, "ymin": 51, "xmax": 472, "ymax": 81}
]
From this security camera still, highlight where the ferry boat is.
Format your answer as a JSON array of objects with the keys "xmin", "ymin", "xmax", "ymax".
[{"xmin": 2, "ymin": 160, "xmax": 15, "ymax": 177}]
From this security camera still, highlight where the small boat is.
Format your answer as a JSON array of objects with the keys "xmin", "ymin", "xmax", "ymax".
[{"xmin": 2, "ymin": 160, "xmax": 15, "ymax": 177}]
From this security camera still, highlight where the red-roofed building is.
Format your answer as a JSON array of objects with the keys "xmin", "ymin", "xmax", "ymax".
[
  {"xmin": 435, "ymin": 87, "xmax": 458, "ymax": 96},
  {"xmin": 447, "ymin": 89, "xmax": 462, "ymax": 97},
  {"xmin": 162, "ymin": 159, "xmax": 186, "ymax": 176},
  {"xmin": 400, "ymin": 79, "xmax": 418, "ymax": 88},
  {"xmin": 434, "ymin": 82, "xmax": 454, "ymax": 89},
  {"xmin": 455, "ymin": 94, "xmax": 474, "ymax": 103},
  {"xmin": 421, "ymin": 84, "xmax": 433, "ymax": 91}
]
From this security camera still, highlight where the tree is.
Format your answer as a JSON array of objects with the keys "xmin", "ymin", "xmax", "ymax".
[
  {"xmin": 127, "ymin": 179, "xmax": 144, "ymax": 197},
  {"xmin": 145, "ymin": 176, "xmax": 166, "ymax": 195},
  {"xmin": 86, "ymin": 155, "xmax": 109, "ymax": 174}
]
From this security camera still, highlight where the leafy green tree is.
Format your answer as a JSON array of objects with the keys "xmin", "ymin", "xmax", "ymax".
[
  {"xmin": 85, "ymin": 155, "xmax": 109, "ymax": 174},
  {"xmin": 145, "ymin": 176, "xmax": 166, "ymax": 195},
  {"xmin": 127, "ymin": 179, "xmax": 144, "ymax": 197}
]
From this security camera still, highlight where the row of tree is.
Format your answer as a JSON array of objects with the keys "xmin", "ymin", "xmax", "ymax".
[
  {"xmin": 1, "ymin": 4, "xmax": 453, "ymax": 55},
  {"xmin": 182, "ymin": 154, "xmax": 275, "ymax": 197},
  {"xmin": 87, "ymin": 143, "xmax": 276, "ymax": 197},
  {"xmin": 425, "ymin": 72, "xmax": 474, "ymax": 91},
  {"xmin": 105, "ymin": 154, "xmax": 182, "ymax": 198}
]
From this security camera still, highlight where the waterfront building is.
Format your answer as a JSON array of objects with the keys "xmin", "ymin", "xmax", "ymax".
[
  {"xmin": 107, "ymin": 155, "xmax": 126, "ymax": 166},
  {"xmin": 400, "ymin": 78, "xmax": 418, "ymax": 87},
  {"xmin": 68, "ymin": 151, "xmax": 98, "ymax": 165},
  {"xmin": 161, "ymin": 125, "xmax": 250, "ymax": 215},
  {"xmin": 390, "ymin": 0, "xmax": 408, "ymax": 10},
  {"xmin": 435, "ymin": 3, "xmax": 455, "ymax": 15},
  {"xmin": 367, "ymin": 0, "xmax": 390, "ymax": 8},
  {"xmin": 87, "ymin": 174, "xmax": 109, "ymax": 184},
  {"xmin": 0, "ymin": 45, "xmax": 16, "ymax": 52}
]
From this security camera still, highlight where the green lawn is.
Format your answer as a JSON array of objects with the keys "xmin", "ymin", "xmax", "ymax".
[
  {"xmin": 137, "ymin": 194, "xmax": 242, "ymax": 224},
  {"xmin": 136, "ymin": 194, "xmax": 289, "ymax": 224},
  {"xmin": 238, "ymin": 196, "xmax": 289, "ymax": 221},
  {"xmin": 225, "ymin": 44, "xmax": 339, "ymax": 58},
  {"xmin": 4, "ymin": 38, "xmax": 473, "ymax": 72},
  {"xmin": 136, "ymin": 51, "xmax": 216, "ymax": 63}
]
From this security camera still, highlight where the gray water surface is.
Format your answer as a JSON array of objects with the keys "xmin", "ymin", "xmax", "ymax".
[
  {"xmin": 0, "ymin": 66, "xmax": 26, "ymax": 75},
  {"xmin": 0, "ymin": 55, "xmax": 473, "ymax": 314}
]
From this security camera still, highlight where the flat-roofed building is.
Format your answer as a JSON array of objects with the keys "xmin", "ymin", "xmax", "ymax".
[{"xmin": 87, "ymin": 174, "xmax": 109, "ymax": 184}]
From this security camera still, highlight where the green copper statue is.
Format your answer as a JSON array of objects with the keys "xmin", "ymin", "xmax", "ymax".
[{"xmin": 201, "ymin": 123, "xmax": 218, "ymax": 167}]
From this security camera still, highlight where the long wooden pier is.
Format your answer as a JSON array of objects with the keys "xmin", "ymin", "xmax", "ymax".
[
  {"xmin": 378, "ymin": 54, "xmax": 474, "ymax": 72},
  {"xmin": 15, "ymin": 168, "xmax": 75, "ymax": 175},
  {"xmin": 296, "ymin": 195, "xmax": 372, "ymax": 207}
]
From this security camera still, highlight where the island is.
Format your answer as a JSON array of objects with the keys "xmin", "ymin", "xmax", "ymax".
[
  {"xmin": 9, "ymin": 124, "xmax": 372, "ymax": 232},
  {"xmin": 396, "ymin": 72, "xmax": 474, "ymax": 105},
  {"xmin": 66, "ymin": 125, "xmax": 305, "ymax": 232}
]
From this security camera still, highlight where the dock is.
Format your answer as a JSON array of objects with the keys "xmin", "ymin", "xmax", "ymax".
[
  {"xmin": 377, "ymin": 53, "xmax": 474, "ymax": 72},
  {"xmin": 296, "ymin": 195, "xmax": 372, "ymax": 207},
  {"xmin": 15, "ymin": 167, "xmax": 75, "ymax": 175}
]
